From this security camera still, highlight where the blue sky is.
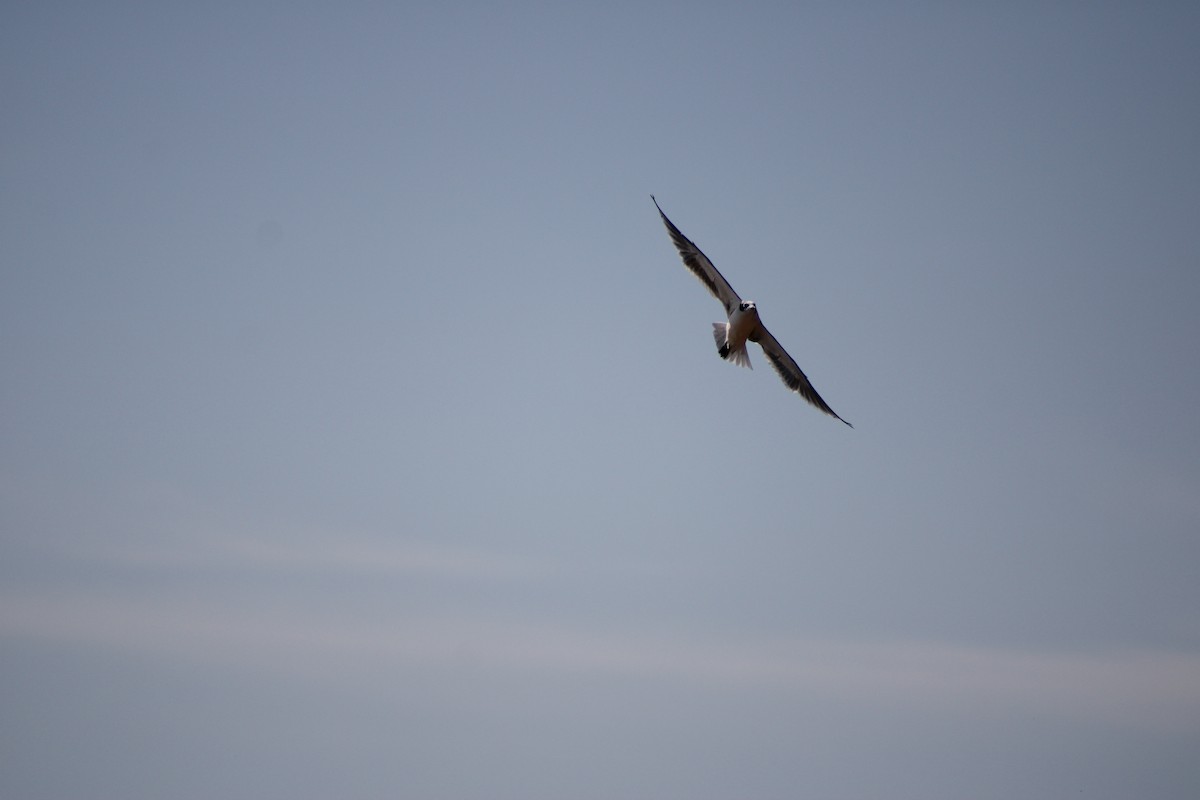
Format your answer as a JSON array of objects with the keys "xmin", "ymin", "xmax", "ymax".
[{"xmin": 3, "ymin": 2, "xmax": 1199, "ymax": 798}]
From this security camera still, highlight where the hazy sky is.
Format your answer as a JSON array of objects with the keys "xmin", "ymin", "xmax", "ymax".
[{"xmin": 3, "ymin": 2, "xmax": 1199, "ymax": 798}]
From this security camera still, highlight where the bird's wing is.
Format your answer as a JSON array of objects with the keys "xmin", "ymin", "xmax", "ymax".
[
  {"xmin": 754, "ymin": 325, "xmax": 852, "ymax": 426},
  {"xmin": 652, "ymin": 196, "xmax": 741, "ymax": 316}
]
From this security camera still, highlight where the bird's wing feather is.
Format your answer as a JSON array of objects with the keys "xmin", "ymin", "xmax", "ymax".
[
  {"xmin": 652, "ymin": 196, "xmax": 741, "ymax": 315},
  {"xmin": 755, "ymin": 325, "xmax": 852, "ymax": 426}
]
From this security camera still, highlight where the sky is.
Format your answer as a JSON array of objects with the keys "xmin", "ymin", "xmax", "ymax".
[{"xmin": 2, "ymin": 2, "xmax": 1199, "ymax": 798}]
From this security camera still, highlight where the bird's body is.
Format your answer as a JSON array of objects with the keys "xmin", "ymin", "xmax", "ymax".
[
  {"xmin": 652, "ymin": 195, "xmax": 851, "ymax": 426},
  {"xmin": 713, "ymin": 302, "xmax": 758, "ymax": 369}
]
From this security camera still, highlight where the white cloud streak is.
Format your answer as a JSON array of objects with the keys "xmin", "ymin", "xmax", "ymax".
[{"xmin": 3, "ymin": 588, "xmax": 1197, "ymax": 732}]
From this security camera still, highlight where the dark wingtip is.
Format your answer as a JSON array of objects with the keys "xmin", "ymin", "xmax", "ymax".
[{"xmin": 828, "ymin": 408, "xmax": 852, "ymax": 427}]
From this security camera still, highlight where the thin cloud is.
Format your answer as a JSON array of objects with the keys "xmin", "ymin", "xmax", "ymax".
[
  {"xmin": 4, "ymin": 589, "xmax": 1197, "ymax": 732},
  {"xmin": 59, "ymin": 534, "xmax": 547, "ymax": 581}
]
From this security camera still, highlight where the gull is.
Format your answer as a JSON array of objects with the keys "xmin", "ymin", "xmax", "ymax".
[{"xmin": 652, "ymin": 196, "xmax": 851, "ymax": 426}]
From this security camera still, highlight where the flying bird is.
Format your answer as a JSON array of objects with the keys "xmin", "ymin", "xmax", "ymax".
[{"xmin": 652, "ymin": 195, "xmax": 851, "ymax": 426}]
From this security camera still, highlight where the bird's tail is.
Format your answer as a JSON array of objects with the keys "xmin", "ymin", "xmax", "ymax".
[{"xmin": 712, "ymin": 322, "xmax": 752, "ymax": 369}]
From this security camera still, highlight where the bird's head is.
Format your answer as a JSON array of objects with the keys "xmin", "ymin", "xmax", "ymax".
[{"xmin": 738, "ymin": 301, "xmax": 756, "ymax": 312}]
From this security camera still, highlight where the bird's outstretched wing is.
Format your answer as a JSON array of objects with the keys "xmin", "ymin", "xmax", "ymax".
[
  {"xmin": 652, "ymin": 196, "xmax": 741, "ymax": 315},
  {"xmin": 754, "ymin": 325, "xmax": 852, "ymax": 426}
]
